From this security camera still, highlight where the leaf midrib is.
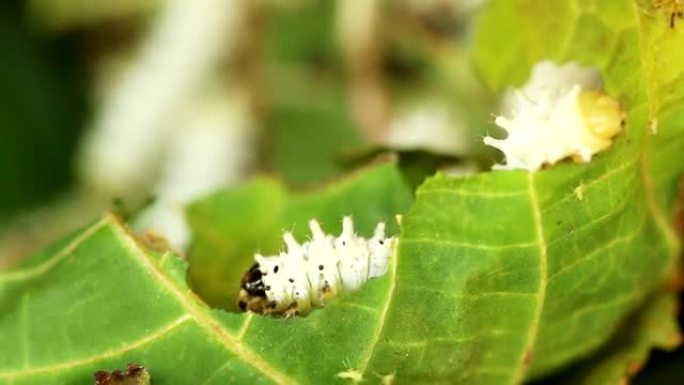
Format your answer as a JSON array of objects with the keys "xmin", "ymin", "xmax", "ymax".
[
  {"xmin": 0, "ymin": 215, "xmax": 298, "ymax": 385},
  {"xmin": 0, "ymin": 219, "xmax": 108, "ymax": 284},
  {"xmin": 357, "ymin": 235, "xmax": 400, "ymax": 377},
  {"xmin": 109, "ymin": 216, "xmax": 298, "ymax": 385},
  {"xmin": 510, "ymin": 3, "xmax": 682, "ymax": 383},
  {"xmin": 509, "ymin": 172, "xmax": 549, "ymax": 384}
]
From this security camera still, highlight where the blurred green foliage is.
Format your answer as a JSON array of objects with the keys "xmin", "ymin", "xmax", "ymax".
[
  {"xmin": 0, "ymin": 2, "xmax": 87, "ymax": 221},
  {"xmin": 265, "ymin": 1, "xmax": 363, "ymax": 186}
]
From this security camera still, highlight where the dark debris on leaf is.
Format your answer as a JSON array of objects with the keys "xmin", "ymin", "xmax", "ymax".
[{"xmin": 93, "ymin": 363, "xmax": 150, "ymax": 385}]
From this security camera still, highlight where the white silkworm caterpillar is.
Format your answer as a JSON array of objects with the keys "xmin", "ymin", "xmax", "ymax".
[
  {"xmin": 238, "ymin": 217, "xmax": 394, "ymax": 316},
  {"xmin": 484, "ymin": 61, "xmax": 624, "ymax": 171}
]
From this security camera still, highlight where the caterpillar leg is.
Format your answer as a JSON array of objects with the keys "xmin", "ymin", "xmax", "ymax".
[{"xmin": 283, "ymin": 302, "xmax": 301, "ymax": 318}]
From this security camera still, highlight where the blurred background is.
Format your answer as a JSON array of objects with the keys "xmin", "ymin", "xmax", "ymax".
[{"xmin": 0, "ymin": 0, "xmax": 495, "ymax": 265}]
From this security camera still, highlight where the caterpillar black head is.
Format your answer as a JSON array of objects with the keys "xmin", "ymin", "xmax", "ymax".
[{"xmin": 238, "ymin": 263, "xmax": 272, "ymax": 314}]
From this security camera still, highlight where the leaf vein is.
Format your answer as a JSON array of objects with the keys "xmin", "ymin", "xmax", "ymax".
[
  {"xmin": 548, "ymin": 215, "xmax": 647, "ymax": 283},
  {"xmin": 110, "ymin": 217, "xmax": 297, "ymax": 385},
  {"xmin": 401, "ymin": 238, "xmax": 537, "ymax": 251},
  {"xmin": 417, "ymin": 188, "xmax": 528, "ymax": 198},
  {"xmin": 546, "ymin": 185, "xmax": 638, "ymax": 247},
  {"xmin": 542, "ymin": 161, "xmax": 638, "ymax": 211},
  {"xmin": 510, "ymin": 172, "xmax": 548, "ymax": 384},
  {"xmin": 0, "ymin": 219, "xmax": 108, "ymax": 283},
  {"xmin": 387, "ymin": 329, "xmax": 516, "ymax": 349},
  {"xmin": 236, "ymin": 313, "xmax": 254, "ymax": 341},
  {"xmin": 336, "ymin": 301, "xmax": 379, "ymax": 315},
  {"xmin": 405, "ymin": 286, "xmax": 536, "ymax": 300},
  {"xmin": 357, "ymin": 235, "xmax": 399, "ymax": 375},
  {"xmin": 0, "ymin": 315, "xmax": 191, "ymax": 379}
]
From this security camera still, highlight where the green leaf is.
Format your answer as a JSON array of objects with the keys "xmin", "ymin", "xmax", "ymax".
[
  {"xmin": 0, "ymin": 161, "xmax": 415, "ymax": 384},
  {"xmin": 0, "ymin": 3, "xmax": 87, "ymax": 220},
  {"xmin": 1, "ymin": 217, "xmax": 295, "ymax": 384},
  {"xmin": 3, "ymin": 1, "xmax": 684, "ymax": 384},
  {"xmin": 187, "ymin": 160, "xmax": 413, "ymax": 310},
  {"xmin": 365, "ymin": 0, "xmax": 684, "ymax": 382},
  {"xmin": 265, "ymin": 1, "xmax": 364, "ymax": 185}
]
